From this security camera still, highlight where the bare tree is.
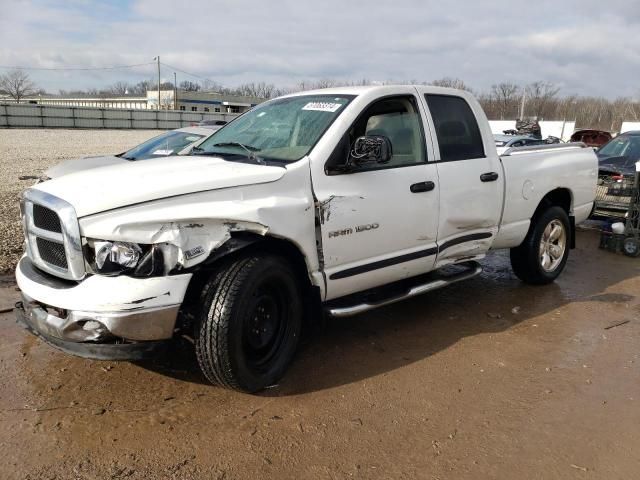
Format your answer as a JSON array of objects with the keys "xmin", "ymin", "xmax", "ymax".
[
  {"xmin": 230, "ymin": 82, "xmax": 277, "ymax": 99},
  {"xmin": 430, "ymin": 77, "xmax": 473, "ymax": 92},
  {"xmin": 525, "ymin": 81, "xmax": 560, "ymax": 119},
  {"xmin": 0, "ymin": 69, "xmax": 37, "ymax": 103},
  {"xmin": 491, "ymin": 82, "xmax": 520, "ymax": 119},
  {"xmin": 180, "ymin": 80, "xmax": 201, "ymax": 92},
  {"xmin": 129, "ymin": 80, "xmax": 153, "ymax": 96},
  {"xmin": 108, "ymin": 81, "xmax": 130, "ymax": 96},
  {"xmin": 201, "ymin": 79, "xmax": 223, "ymax": 92}
]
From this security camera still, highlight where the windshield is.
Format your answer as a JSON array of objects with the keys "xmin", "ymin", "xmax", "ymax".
[
  {"xmin": 598, "ymin": 135, "xmax": 640, "ymax": 159},
  {"xmin": 121, "ymin": 130, "xmax": 206, "ymax": 160},
  {"xmin": 195, "ymin": 94, "xmax": 355, "ymax": 162}
]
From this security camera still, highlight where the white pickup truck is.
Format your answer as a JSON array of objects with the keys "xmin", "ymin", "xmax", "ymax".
[{"xmin": 15, "ymin": 86, "xmax": 597, "ymax": 392}]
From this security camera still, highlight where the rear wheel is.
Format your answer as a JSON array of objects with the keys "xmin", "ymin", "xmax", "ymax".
[
  {"xmin": 510, "ymin": 206, "xmax": 570, "ymax": 285},
  {"xmin": 195, "ymin": 254, "xmax": 302, "ymax": 392}
]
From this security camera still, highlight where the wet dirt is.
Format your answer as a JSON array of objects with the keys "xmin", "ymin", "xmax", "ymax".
[{"xmin": 1, "ymin": 230, "xmax": 639, "ymax": 479}]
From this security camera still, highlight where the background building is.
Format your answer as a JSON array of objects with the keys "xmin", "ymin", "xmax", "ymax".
[
  {"xmin": 36, "ymin": 95, "xmax": 148, "ymax": 109},
  {"xmin": 147, "ymin": 90, "xmax": 262, "ymax": 113},
  {"xmin": 18, "ymin": 90, "xmax": 264, "ymax": 113}
]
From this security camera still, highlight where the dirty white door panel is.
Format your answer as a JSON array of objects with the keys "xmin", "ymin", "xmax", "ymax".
[
  {"xmin": 418, "ymin": 90, "xmax": 504, "ymax": 265},
  {"xmin": 314, "ymin": 164, "xmax": 439, "ymax": 300},
  {"xmin": 311, "ymin": 92, "xmax": 440, "ymax": 300}
]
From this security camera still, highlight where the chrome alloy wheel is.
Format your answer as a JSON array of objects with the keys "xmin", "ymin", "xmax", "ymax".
[{"xmin": 539, "ymin": 219, "xmax": 566, "ymax": 272}]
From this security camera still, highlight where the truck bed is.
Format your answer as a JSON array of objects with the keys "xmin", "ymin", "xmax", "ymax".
[{"xmin": 492, "ymin": 143, "xmax": 598, "ymax": 249}]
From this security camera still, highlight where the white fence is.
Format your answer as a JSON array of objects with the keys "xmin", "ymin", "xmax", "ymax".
[
  {"xmin": 621, "ymin": 122, "xmax": 640, "ymax": 134},
  {"xmin": 0, "ymin": 103, "xmax": 238, "ymax": 130}
]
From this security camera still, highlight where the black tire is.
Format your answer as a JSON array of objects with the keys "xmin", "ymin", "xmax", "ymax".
[
  {"xmin": 622, "ymin": 237, "xmax": 640, "ymax": 257},
  {"xmin": 510, "ymin": 206, "xmax": 571, "ymax": 285},
  {"xmin": 195, "ymin": 254, "xmax": 302, "ymax": 392}
]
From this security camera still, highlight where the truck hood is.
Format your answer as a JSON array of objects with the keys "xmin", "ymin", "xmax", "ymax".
[
  {"xmin": 33, "ymin": 155, "xmax": 287, "ymax": 217},
  {"xmin": 46, "ymin": 155, "xmax": 125, "ymax": 179}
]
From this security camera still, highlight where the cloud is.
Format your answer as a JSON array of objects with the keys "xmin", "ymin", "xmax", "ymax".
[{"xmin": 1, "ymin": 0, "xmax": 638, "ymax": 98}]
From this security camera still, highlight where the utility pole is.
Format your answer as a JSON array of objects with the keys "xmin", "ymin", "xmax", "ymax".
[
  {"xmin": 174, "ymin": 72, "xmax": 178, "ymax": 110},
  {"xmin": 519, "ymin": 88, "xmax": 526, "ymax": 120},
  {"xmin": 153, "ymin": 56, "xmax": 161, "ymax": 110}
]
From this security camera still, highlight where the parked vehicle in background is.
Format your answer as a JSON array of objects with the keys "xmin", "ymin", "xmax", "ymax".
[
  {"xmin": 596, "ymin": 131, "xmax": 640, "ymax": 176},
  {"xmin": 592, "ymin": 132, "xmax": 640, "ymax": 218},
  {"xmin": 494, "ymin": 134, "xmax": 544, "ymax": 155},
  {"xmin": 15, "ymin": 85, "xmax": 597, "ymax": 393},
  {"xmin": 570, "ymin": 129, "xmax": 612, "ymax": 148},
  {"xmin": 197, "ymin": 119, "xmax": 228, "ymax": 127},
  {"xmin": 44, "ymin": 126, "xmax": 221, "ymax": 180}
]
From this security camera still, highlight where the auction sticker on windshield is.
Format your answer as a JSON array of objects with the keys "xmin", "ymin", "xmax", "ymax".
[
  {"xmin": 302, "ymin": 102, "xmax": 343, "ymax": 112},
  {"xmin": 152, "ymin": 149, "xmax": 174, "ymax": 155}
]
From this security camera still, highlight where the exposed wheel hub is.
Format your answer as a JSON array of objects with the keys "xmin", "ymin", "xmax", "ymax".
[
  {"xmin": 539, "ymin": 219, "xmax": 566, "ymax": 272},
  {"xmin": 242, "ymin": 280, "xmax": 289, "ymax": 372},
  {"xmin": 247, "ymin": 295, "xmax": 279, "ymax": 350}
]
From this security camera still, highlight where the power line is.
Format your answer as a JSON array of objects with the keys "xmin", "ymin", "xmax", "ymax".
[
  {"xmin": 160, "ymin": 62, "xmax": 218, "ymax": 85},
  {"xmin": 0, "ymin": 62, "xmax": 155, "ymax": 71}
]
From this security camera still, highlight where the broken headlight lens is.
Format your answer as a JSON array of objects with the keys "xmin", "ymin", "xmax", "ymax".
[
  {"xmin": 94, "ymin": 241, "xmax": 142, "ymax": 272},
  {"xmin": 87, "ymin": 240, "xmax": 180, "ymax": 277}
]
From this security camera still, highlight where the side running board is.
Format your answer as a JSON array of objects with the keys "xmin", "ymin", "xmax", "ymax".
[{"xmin": 326, "ymin": 261, "xmax": 483, "ymax": 318}]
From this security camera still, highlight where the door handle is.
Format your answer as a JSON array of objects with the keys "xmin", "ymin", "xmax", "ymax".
[
  {"xmin": 480, "ymin": 172, "xmax": 499, "ymax": 182},
  {"xmin": 410, "ymin": 181, "xmax": 435, "ymax": 193}
]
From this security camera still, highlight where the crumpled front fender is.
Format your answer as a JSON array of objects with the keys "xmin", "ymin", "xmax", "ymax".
[
  {"xmin": 77, "ymin": 160, "xmax": 321, "ymax": 289},
  {"xmin": 82, "ymin": 217, "xmax": 269, "ymax": 270}
]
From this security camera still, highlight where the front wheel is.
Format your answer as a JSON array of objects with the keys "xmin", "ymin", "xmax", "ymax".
[
  {"xmin": 510, "ymin": 206, "xmax": 571, "ymax": 285},
  {"xmin": 195, "ymin": 254, "xmax": 302, "ymax": 392}
]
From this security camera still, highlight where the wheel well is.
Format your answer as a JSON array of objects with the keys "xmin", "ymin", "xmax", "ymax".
[
  {"xmin": 533, "ymin": 188, "xmax": 572, "ymax": 219},
  {"xmin": 530, "ymin": 188, "xmax": 575, "ymax": 249},
  {"xmin": 179, "ymin": 233, "xmax": 323, "ymax": 336}
]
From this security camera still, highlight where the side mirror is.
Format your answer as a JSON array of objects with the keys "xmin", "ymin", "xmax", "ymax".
[{"xmin": 348, "ymin": 135, "xmax": 393, "ymax": 166}]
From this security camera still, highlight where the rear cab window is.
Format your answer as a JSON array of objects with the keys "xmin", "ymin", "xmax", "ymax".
[{"xmin": 425, "ymin": 94, "xmax": 485, "ymax": 161}]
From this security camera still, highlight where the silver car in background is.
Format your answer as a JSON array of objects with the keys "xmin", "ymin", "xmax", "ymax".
[
  {"xmin": 43, "ymin": 126, "xmax": 221, "ymax": 180},
  {"xmin": 494, "ymin": 134, "xmax": 544, "ymax": 155}
]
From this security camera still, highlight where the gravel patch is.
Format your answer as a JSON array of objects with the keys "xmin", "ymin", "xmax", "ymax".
[{"xmin": 0, "ymin": 128, "xmax": 162, "ymax": 274}]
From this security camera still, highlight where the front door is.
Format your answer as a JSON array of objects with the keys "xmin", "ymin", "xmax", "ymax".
[{"xmin": 311, "ymin": 93, "xmax": 440, "ymax": 300}]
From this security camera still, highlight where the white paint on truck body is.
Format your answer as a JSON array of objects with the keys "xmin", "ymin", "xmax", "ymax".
[{"xmin": 19, "ymin": 85, "xmax": 598, "ymax": 315}]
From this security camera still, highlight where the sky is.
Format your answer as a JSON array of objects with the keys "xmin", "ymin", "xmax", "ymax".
[{"xmin": 1, "ymin": 0, "xmax": 639, "ymax": 98}]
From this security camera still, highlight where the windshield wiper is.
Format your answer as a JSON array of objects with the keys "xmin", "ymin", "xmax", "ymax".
[
  {"xmin": 210, "ymin": 142, "xmax": 266, "ymax": 165},
  {"xmin": 212, "ymin": 142, "xmax": 261, "ymax": 151}
]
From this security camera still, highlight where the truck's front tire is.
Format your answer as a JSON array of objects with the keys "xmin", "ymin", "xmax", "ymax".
[
  {"xmin": 195, "ymin": 254, "xmax": 302, "ymax": 392},
  {"xmin": 510, "ymin": 206, "xmax": 570, "ymax": 285}
]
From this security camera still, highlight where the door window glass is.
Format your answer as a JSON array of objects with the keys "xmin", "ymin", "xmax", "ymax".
[
  {"xmin": 425, "ymin": 94, "xmax": 485, "ymax": 161},
  {"xmin": 348, "ymin": 96, "xmax": 426, "ymax": 169}
]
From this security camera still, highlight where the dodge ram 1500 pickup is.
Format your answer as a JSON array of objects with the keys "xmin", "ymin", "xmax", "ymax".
[{"xmin": 15, "ymin": 86, "xmax": 598, "ymax": 392}]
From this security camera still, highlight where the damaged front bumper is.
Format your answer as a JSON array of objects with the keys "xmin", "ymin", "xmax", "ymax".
[{"xmin": 15, "ymin": 256, "xmax": 192, "ymax": 360}]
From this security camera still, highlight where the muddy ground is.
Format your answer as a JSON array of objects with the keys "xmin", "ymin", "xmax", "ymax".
[{"xmin": 1, "ymin": 229, "xmax": 639, "ymax": 479}]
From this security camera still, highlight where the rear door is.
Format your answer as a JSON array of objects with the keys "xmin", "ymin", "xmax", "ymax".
[{"xmin": 417, "ymin": 90, "xmax": 504, "ymax": 266}]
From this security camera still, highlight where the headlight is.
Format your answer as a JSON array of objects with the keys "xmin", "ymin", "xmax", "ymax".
[
  {"xmin": 87, "ymin": 239, "xmax": 180, "ymax": 277},
  {"xmin": 95, "ymin": 241, "xmax": 142, "ymax": 270}
]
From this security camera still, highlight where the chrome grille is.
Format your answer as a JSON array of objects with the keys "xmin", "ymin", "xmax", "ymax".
[
  {"xmin": 36, "ymin": 237, "xmax": 68, "ymax": 269},
  {"xmin": 33, "ymin": 204, "xmax": 62, "ymax": 233},
  {"xmin": 21, "ymin": 189, "xmax": 85, "ymax": 280}
]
